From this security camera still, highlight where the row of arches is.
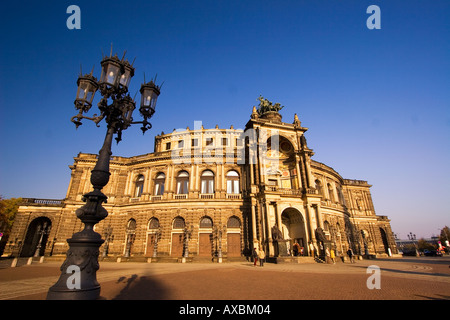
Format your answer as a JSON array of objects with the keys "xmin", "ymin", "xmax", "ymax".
[
  {"xmin": 315, "ymin": 179, "xmax": 344, "ymax": 204},
  {"xmin": 124, "ymin": 215, "xmax": 242, "ymax": 258},
  {"xmin": 134, "ymin": 170, "xmax": 240, "ymax": 197},
  {"xmin": 125, "ymin": 215, "xmax": 241, "ymax": 231}
]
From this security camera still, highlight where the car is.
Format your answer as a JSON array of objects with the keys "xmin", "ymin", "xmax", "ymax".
[
  {"xmin": 401, "ymin": 249, "xmax": 418, "ymax": 256},
  {"xmin": 423, "ymin": 249, "xmax": 442, "ymax": 256}
]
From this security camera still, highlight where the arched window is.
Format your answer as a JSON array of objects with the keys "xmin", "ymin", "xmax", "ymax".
[
  {"xmin": 323, "ymin": 220, "xmax": 331, "ymax": 241},
  {"xmin": 199, "ymin": 216, "xmax": 213, "ymax": 228},
  {"xmin": 154, "ymin": 172, "xmax": 165, "ymax": 196},
  {"xmin": 148, "ymin": 217, "xmax": 160, "ymax": 230},
  {"xmin": 135, "ymin": 175, "xmax": 145, "ymax": 197},
  {"xmin": 336, "ymin": 186, "xmax": 344, "ymax": 204},
  {"xmin": 201, "ymin": 170, "xmax": 214, "ymax": 194},
  {"xmin": 125, "ymin": 219, "xmax": 137, "ymax": 257},
  {"xmin": 327, "ymin": 183, "xmax": 335, "ymax": 202},
  {"xmin": 315, "ymin": 179, "xmax": 322, "ymax": 196},
  {"xmin": 226, "ymin": 170, "xmax": 240, "ymax": 194},
  {"xmin": 227, "ymin": 216, "xmax": 241, "ymax": 229},
  {"xmin": 176, "ymin": 171, "xmax": 189, "ymax": 194},
  {"xmin": 172, "ymin": 216, "xmax": 185, "ymax": 229},
  {"xmin": 127, "ymin": 219, "xmax": 137, "ymax": 232}
]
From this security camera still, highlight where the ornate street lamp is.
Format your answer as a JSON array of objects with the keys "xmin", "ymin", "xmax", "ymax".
[
  {"xmin": 182, "ymin": 224, "xmax": 193, "ymax": 263},
  {"xmin": 152, "ymin": 228, "xmax": 162, "ymax": 258},
  {"xmin": 34, "ymin": 221, "xmax": 51, "ymax": 258},
  {"xmin": 47, "ymin": 51, "xmax": 161, "ymax": 300},
  {"xmin": 213, "ymin": 224, "xmax": 226, "ymax": 263}
]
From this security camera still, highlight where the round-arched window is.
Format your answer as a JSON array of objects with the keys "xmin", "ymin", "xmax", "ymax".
[
  {"xmin": 227, "ymin": 216, "xmax": 241, "ymax": 229},
  {"xmin": 172, "ymin": 216, "xmax": 185, "ymax": 229},
  {"xmin": 154, "ymin": 173, "xmax": 165, "ymax": 196},
  {"xmin": 148, "ymin": 217, "xmax": 160, "ymax": 229},
  {"xmin": 135, "ymin": 175, "xmax": 145, "ymax": 197},
  {"xmin": 201, "ymin": 170, "xmax": 214, "ymax": 194},
  {"xmin": 226, "ymin": 170, "xmax": 240, "ymax": 194},
  {"xmin": 199, "ymin": 216, "xmax": 213, "ymax": 228},
  {"xmin": 176, "ymin": 171, "xmax": 189, "ymax": 194}
]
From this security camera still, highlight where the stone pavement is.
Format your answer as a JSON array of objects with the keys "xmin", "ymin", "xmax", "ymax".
[{"xmin": 0, "ymin": 256, "xmax": 449, "ymax": 300}]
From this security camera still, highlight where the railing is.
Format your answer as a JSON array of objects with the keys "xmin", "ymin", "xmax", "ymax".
[
  {"xmin": 151, "ymin": 195, "xmax": 162, "ymax": 201},
  {"xmin": 174, "ymin": 194, "xmax": 188, "ymax": 200},
  {"xmin": 278, "ymin": 188, "xmax": 302, "ymax": 196},
  {"xmin": 21, "ymin": 198, "xmax": 64, "ymax": 206},
  {"xmin": 263, "ymin": 186, "xmax": 302, "ymax": 196},
  {"xmin": 305, "ymin": 188, "xmax": 318, "ymax": 195},
  {"xmin": 200, "ymin": 193, "xmax": 214, "ymax": 199},
  {"xmin": 226, "ymin": 193, "xmax": 241, "ymax": 200},
  {"xmin": 343, "ymin": 179, "xmax": 369, "ymax": 186}
]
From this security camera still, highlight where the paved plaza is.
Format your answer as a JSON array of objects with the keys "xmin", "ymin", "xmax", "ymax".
[{"xmin": 0, "ymin": 256, "xmax": 449, "ymax": 301}]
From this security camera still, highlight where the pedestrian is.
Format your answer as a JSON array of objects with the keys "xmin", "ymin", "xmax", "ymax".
[
  {"xmin": 258, "ymin": 247, "xmax": 265, "ymax": 267},
  {"xmin": 325, "ymin": 247, "xmax": 330, "ymax": 263},
  {"xmin": 330, "ymin": 248, "xmax": 336, "ymax": 264},
  {"xmin": 253, "ymin": 247, "xmax": 258, "ymax": 266},
  {"xmin": 347, "ymin": 248, "xmax": 354, "ymax": 263},
  {"xmin": 313, "ymin": 243, "xmax": 319, "ymax": 258},
  {"xmin": 300, "ymin": 247, "xmax": 304, "ymax": 256},
  {"xmin": 309, "ymin": 242, "xmax": 315, "ymax": 258},
  {"xmin": 293, "ymin": 242, "xmax": 299, "ymax": 256}
]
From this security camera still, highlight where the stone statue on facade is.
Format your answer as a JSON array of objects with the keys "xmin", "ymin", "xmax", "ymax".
[{"xmin": 257, "ymin": 96, "xmax": 284, "ymax": 116}]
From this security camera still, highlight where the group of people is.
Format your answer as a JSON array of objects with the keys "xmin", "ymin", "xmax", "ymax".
[
  {"xmin": 252, "ymin": 242, "xmax": 357, "ymax": 265},
  {"xmin": 252, "ymin": 246, "xmax": 266, "ymax": 266}
]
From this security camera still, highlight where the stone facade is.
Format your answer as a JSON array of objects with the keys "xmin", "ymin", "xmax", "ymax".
[{"xmin": 3, "ymin": 106, "xmax": 398, "ymax": 261}]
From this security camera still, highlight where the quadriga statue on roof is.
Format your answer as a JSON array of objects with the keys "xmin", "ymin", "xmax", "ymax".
[{"xmin": 257, "ymin": 95, "xmax": 284, "ymax": 116}]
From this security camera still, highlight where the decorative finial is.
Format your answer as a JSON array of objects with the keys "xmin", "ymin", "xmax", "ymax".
[
  {"xmin": 293, "ymin": 113, "xmax": 301, "ymax": 126},
  {"xmin": 251, "ymin": 106, "xmax": 259, "ymax": 119}
]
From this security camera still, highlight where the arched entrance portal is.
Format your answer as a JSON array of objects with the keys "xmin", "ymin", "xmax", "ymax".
[
  {"xmin": 279, "ymin": 208, "xmax": 307, "ymax": 256},
  {"xmin": 21, "ymin": 217, "xmax": 52, "ymax": 257}
]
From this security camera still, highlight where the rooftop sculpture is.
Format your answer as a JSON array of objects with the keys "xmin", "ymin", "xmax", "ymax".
[{"xmin": 256, "ymin": 95, "xmax": 284, "ymax": 116}]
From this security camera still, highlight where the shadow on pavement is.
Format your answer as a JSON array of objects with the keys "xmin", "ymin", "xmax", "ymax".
[
  {"xmin": 415, "ymin": 294, "xmax": 450, "ymax": 300},
  {"xmin": 352, "ymin": 265, "xmax": 450, "ymax": 278},
  {"xmin": 111, "ymin": 274, "xmax": 169, "ymax": 300},
  {"xmin": 374, "ymin": 257, "xmax": 450, "ymax": 266}
]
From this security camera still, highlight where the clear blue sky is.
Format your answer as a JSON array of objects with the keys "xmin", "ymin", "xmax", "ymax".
[{"xmin": 0, "ymin": 0, "xmax": 449, "ymax": 239}]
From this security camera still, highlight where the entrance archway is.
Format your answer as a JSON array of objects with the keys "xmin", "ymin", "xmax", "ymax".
[
  {"xmin": 171, "ymin": 216, "xmax": 185, "ymax": 257},
  {"xmin": 279, "ymin": 208, "xmax": 307, "ymax": 256},
  {"xmin": 21, "ymin": 217, "xmax": 51, "ymax": 257},
  {"xmin": 198, "ymin": 216, "xmax": 213, "ymax": 257},
  {"xmin": 226, "ymin": 216, "xmax": 242, "ymax": 257}
]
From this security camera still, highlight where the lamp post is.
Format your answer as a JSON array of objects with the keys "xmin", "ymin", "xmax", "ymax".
[
  {"xmin": 47, "ymin": 51, "xmax": 161, "ymax": 300},
  {"xmin": 182, "ymin": 224, "xmax": 193, "ymax": 263},
  {"xmin": 407, "ymin": 232, "xmax": 418, "ymax": 256},
  {"xmin": 34, "ymin": 221, "xmax": 51, "ymax": 258},
  {"xmin": 213, "ymin": 224, "xmax": 225, "ymax": 263},
  {"xmin": 152, "ymin": 228, "xmax": 161, "ymax": 258}
]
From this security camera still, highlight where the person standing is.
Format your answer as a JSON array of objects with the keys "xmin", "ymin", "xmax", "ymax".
[
  {"xmin": 309, "ymin": 242, "xmax": 315, "ymax": 258},
  {"xmin": 253, "ymin": 247, "xmax": 258, "ymax": 266},
  {"xmin": 258, "ymin": 247, "xmax": 266, "ymax": 267},
  {"xmin": 314, "ymin": 243, "xmax": 319, "ymax": 258},
  {"xmin": 347, "ymin": 248, "xmax": 354, "ymax": 263},
  {"xmin": 293, "ymin": 242, "xmax": 299, "ymax": 256},
  {"xmin": 325, "ymin": 247, "xmax": 331, "ymax": 263},
  {"xmin": 330, "ymin": 248, "xmax": 336, "ymax": 264}
]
